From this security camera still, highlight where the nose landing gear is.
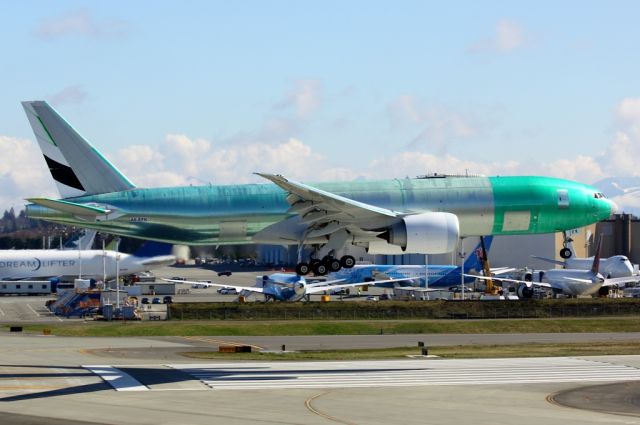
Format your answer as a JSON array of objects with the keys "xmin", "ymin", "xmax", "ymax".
[{"xmin": 560, "ymin": 231, "xmax": 573, "ymax": 259}]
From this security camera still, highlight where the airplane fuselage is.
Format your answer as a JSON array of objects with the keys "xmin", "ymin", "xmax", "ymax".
[
  {"xmin": 329, "ymin": 264, "xmax": 475, "ymax": 288},
  {"xmin": 26, "ymin": 175, "xmax": 614, "ymax": 246},
  {"xmin": 541, "ymin": 269, "xmax": 604, "ymax": 297},
  {"xmin": 0, "ymin": 250, "xmax": 167, "ymax": 281}
]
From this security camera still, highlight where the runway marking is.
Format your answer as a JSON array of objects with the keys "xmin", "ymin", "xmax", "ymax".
[
  {"xmin": 167, "ymin": 357, "xmax": 640, "ymax": 390},
  {"xmin": 26, "ymin": 303, "xmax": 40, "ymax": 317},
  {"xmin": 0, "ymin": 306, "xmax": 5, "ymax": 316},
  {"xmin": 83, "ymin": 365, "xmax": 148, "ymax": 391},
  {"xmin": 305, "ymin": 391, "xmax": 357, "ymax": 425},
  {"xmin": 178, "ymin": 336, "xmax": 264, "ymax": 350}
]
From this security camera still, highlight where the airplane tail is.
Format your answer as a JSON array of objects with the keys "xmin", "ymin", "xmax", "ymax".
[
  {"xmin": 22, "ymin": 101, "xmax": 135, "ymax": 198},
  {"xmin": 590, "ymin": 235, "xmax": 603, "ymax": 274},
  {"xmin": 63, "ymin": 229, "xmax": 97, "ymax": 250},
  {"xmin": 463, "ymin": 236, "xmax": 493, "ymax": 272}
]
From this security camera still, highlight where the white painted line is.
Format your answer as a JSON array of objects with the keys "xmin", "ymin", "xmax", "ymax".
[
  {"xmin": 167, "ymin": 357, "xmax": 640, "ymax": 391},
  {"xmin": 26, "ymin": 303, "xmax": 40, "ymax": 317},
  {"xmin": 84, "ymin": 365, "xmax": 148, "ymax": 391},
  {"xmin": 0, "ymin": 306, "xmax": 5, "ymax": 316}
]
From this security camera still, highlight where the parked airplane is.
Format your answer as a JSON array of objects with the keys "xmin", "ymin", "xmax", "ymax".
[
  {"xmin": 0, "ymin": 242, "xmax": 175, "ymax": 281},
  {"xmin": 22, "ymin": 101, "xmax": 616, "ymax": 276},
  {"xmin": 532, "ymin": 238, "xmax": 634, "ymax": 278},
  {"xmin": 466, "ymin": 237, "xmax": 635, "ymax": 297},
  {"xmin": 328, "ymin": 236, "xmax": 512, "ymax": 289},
  {"xmin": 164, "ymin": 273, "xmax": 373, "ymax": 302}
]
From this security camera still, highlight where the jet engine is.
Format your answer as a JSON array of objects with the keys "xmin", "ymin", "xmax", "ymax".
[
  {"xmin": 517, "ymin": 284, "xmax": 534, "ymax": 299},
  {"xmin": 375, "ymin": 212, "xmax": 460, "ymax": 254}
]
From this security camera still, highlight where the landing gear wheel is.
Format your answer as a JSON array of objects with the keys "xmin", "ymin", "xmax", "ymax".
[
  {"xmin": 296, "ymin": 262, "xmax": 310, "ymax": 275},
  {"xmin": 340, "ymin": 255, "xmax": 356, "ymax": 269},
  {"xmin": 328, "ymin": 258, "xmax": 342, "ymax": 272},
  {"xmin": 309, "ymin": 259, "xmax": 321, "ymax": 269},
  {"xmin": 560, "ymin": 247, "xmax": 572, "ymax": 259},
  {"xmin": 313, "ymin": 262, "xmax": 328, "ymax": 276},
  {"xmin": 321, "ymin": 255, "xmax": 333, "ymax": 264}
]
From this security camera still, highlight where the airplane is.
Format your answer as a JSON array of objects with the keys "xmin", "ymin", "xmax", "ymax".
[
  {"xmin": 164, "ymin": 273, "xmax": 375, "ymax": 302},
  {"xmin": 0, "ymin": 241, "xmax": 175, "ymax": 282},
  {"xmin": 327, "ymin": 236, "xmax": 513, "ymax": 290},
  {"xmin": 22, "ymin": 101, "xmax": 617, "ymax": 277},
  {"xmin": 531, "ymin": 235, "xmax": 635, "ymax": 278},
  {"xmin": 465, "ymin": 236, "xmax": 636, "ymax": 297}
]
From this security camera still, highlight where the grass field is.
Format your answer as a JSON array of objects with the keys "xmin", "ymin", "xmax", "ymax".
[
  {"xmin": 7, "ymin": 316, "xmax": 640, "ymax": 337},
  {"xmin": 181, "ymin": 341, "xmax": 640, "ymax": 361}
]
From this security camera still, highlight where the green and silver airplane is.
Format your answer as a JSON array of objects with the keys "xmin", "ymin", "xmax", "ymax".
[{"xmin": 22, "ymin": 101, "xmax": 616, "ymax": 275}]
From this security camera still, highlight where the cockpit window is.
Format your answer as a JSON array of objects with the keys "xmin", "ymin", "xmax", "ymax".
[{"xmin": 593, "ymin": 192, "xmax": 606, "ymax": 199}]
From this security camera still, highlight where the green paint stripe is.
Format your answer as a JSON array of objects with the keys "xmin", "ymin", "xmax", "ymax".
[{"xmin": 36, "ymin": 116, "xmax": 58, "ymax": 147}]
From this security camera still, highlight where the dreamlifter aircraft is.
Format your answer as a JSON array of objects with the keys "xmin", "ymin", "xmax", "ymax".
[{"xmin": 22, "ymin": 101, "xmax": 617, "ymax": 276}]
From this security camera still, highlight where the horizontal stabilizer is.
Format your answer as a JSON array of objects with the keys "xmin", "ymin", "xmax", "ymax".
[
  {"xmin": 531, "ymin": 255, "xmax": 565, "ymax": 266},
  {"xmin": 26, "ymin": 198, "xmax": 110, "ymax": 216}
]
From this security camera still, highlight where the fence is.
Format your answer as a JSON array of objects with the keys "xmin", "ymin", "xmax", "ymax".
[{"xmin": 170, "ymin": 299, "xmax": 640, "ymax": 321}]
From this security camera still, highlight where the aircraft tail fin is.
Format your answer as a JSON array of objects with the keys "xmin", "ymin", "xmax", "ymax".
[
  {"xmin": 63, "ymin": 229, "xmax": 97, "ymax": 250},
  {"xmin": 590, "ymin": 235, "xmax": 603, "ymax": 274},
  {"xmin": 463, "ymin": 236, "xmax": 493, "ymax": 272},
  {"xmin": 22, "ymin": 101, "xmax": 135, "ymax": 198}
]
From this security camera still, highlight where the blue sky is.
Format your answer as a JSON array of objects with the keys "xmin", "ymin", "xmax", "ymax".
[{"xmin": 1, "ymin": 1, "xmax": 640, "ymax": 209}]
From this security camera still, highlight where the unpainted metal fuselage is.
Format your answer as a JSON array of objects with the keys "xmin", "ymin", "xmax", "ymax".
[{"xmin": 26, "ymin": 175, "xmax": 615, "ymax": 246}]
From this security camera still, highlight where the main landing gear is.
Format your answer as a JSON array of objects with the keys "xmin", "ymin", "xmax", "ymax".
[
  {"xmin": 295, "ymin": 255, "xmax": 356, "ymax": 276},
  {"xmin": 560, "ymin": 231, "xmax": 573, "ymax": 259}
]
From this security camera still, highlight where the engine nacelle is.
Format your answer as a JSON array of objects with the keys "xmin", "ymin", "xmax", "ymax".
[
  {"xmin": 366, "ymin": 240, "xmax": 405, "ymax": 255},
  {"xmin": 377, "ymin": 212, "xmax": 460, "ymax": 254},
  {"xmin": 517, "ymin": 284, "xmax": 534, "ymax": 299}
]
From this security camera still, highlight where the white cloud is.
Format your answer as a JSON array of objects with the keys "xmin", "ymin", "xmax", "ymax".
[
  {"xmin": 387, "ymin": 95, "xmax": 478, "ymax": 151},
  {"xmin": 49, "ymin": 86, "xmax": 87, "ymax": 106},
  {"xmin": 0, "ymin": 136, "xmax": 57, "ymax": 210},
  {"xmin": 468, "ymin": 19, "xmax": 528, "ymax": 53},
  {"xmin": 34, "ymin": 10, "xmax": 130, "ymax": 40},
  {"xmin": 275, "ymin": 80, "xmax": 323, "ymax": 119},
  {"xmin": 601, "ymin": 98, "xmax": 640, "ymax": 177}
]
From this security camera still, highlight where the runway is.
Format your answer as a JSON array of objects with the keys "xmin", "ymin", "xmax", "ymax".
[
  {"xmin": 2, "ymin": 333, "xmax": 640, "ymax": 424},
  {"xmin": 84, "ymin": 357, "xmax": 640, "ymax": 391}
]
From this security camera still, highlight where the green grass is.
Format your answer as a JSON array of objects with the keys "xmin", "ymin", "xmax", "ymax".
[
  {"xmin": 7, "ymin": 316, "xmax": 640, "ymax": 337},
  {"xmin": 181, "ymin": 341, "xmax": 640, "ymax": 361}
]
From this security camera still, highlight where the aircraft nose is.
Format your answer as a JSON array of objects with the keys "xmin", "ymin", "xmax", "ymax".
[{"xmin": 609, "ymin": 199, "xmax": 619, "ymax": 215}]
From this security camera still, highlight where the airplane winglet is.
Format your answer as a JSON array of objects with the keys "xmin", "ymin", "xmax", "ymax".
[{"xmin": 26, "ymin": 198, "xmax": 111, "ymax": 216}]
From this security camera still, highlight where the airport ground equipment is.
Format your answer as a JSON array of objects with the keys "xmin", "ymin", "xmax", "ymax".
[{"xmin": 22, "ymin": 101, "xmax": 616, "ymax": 277}]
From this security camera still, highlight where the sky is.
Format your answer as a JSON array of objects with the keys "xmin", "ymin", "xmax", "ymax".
[{"xmin": 1, "ymin": 1, "xmax": 640, "ymax": 211}]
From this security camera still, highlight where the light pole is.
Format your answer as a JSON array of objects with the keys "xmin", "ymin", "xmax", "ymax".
[
  {"xmin": 115, "ymin": 237, "xmax": 121, "ymax": 314},
  {"xmin": 459, "ymin": 238, "xmax": 465, "ymax": 300}
]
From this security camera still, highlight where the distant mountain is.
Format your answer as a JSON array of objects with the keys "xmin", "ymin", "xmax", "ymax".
[{"xmin": 593, "ymin": 177, "xmax": 640, "ymax": 216}]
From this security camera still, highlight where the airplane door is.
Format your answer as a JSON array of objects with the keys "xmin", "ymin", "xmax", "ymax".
[{"xmin": 557, "ymin": 189, "xmax": 570, "ymax": 209}]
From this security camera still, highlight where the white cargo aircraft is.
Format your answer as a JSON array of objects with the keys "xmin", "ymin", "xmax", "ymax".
[
  {"xmin": 466, "ymin": 237, "xmax": 637, "ymax": 297},
  {"xmin": 532, "ymin": 238, "xmax": 634, "ymax": 278},
  {"xmin": 0, "ymin": 244, "xmax": 175, "ymax": 281}
]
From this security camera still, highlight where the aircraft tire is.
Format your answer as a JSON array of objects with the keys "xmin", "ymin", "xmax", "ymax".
[
  {"xmin": 560, "ymin": 248, "xmax": 572, "ymax": 259},
  {"xmin": 340, "ymin": 255, "xmax": 356, "ymax": 269},
  {"xmin": 296, "ymin": 262, "xmax": 310, "ymax": 275},
  {"xmin": 313, "ymin": 262, "xmax": 328, "ymax": 276},
  {"xmin": 328, "ymin": 259, "xmax": 342, "ymax": 272}
]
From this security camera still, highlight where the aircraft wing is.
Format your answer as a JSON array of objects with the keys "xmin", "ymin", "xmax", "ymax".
[
  {"xmin": 256, "ymin": 174, "xmax": 399, "ymax": 239},
  {"xmin": 463, "ymin": 274, "xmax": 553, "ymax": 289},
  {"xmin": 602, "ymin": 276, "xmax": 640, "ymax": 287},
  {"xmin": 162, "ymin": 278, "xmax": 265, "ymax": 294},
  {"xmin": 489, "ymin": 267, "xmax": 516, "ymax": 276},
  {"xmin": 305, "ymin": 280, "xmax": 387, "ymax": 295},
  {"xmin": 531, "ymin": 255, "xmax": 565, "ymax": 266}
]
